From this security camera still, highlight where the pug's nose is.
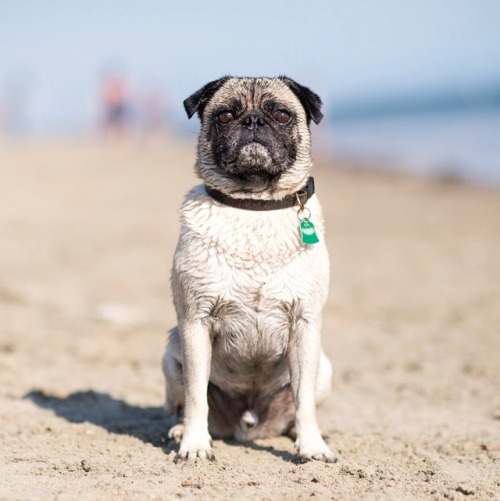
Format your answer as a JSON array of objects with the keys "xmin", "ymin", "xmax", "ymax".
[{"xmin": 242, "ymin": 114, "xmax": 265, "ymax": 130}]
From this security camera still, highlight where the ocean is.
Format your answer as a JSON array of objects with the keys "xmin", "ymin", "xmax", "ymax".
[{"xmin": 328, "ymin": 109, "xmax": 500, "ymax": 187}]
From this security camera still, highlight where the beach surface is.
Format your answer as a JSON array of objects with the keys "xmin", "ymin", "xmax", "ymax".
[{"xmin": 0, "ymin": 140, "xmax": 499, "ymax": 500}]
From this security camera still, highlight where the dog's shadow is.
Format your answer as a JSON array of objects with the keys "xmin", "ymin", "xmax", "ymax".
[
  {"xmin": 25, "ymin": 389, "xmax": 302, "ymax": 463},
  {"xmin": 24, "ymin": 389, "xmax": 176, "ymax": 454}
]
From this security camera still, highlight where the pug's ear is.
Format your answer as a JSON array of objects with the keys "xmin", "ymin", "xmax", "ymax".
[
  {"xmin": 183, "ymin": 77, "xmax": 230, "ymax": 119},
  {"xmin": 279, "ymin": 76, "xmax": 323, "ymax": 125}
]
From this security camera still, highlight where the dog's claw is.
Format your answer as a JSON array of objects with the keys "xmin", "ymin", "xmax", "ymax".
[
  {"xmin": 174, "ymin": 449, "xmax": 216, "ymax": 463},
  {"xmin": 294, "ymin": 436, "xmax": 337, "ymax": 464},
  {"xmin": 312, "ymin": 452, "xmax": 338, "ymax": 463},
  {"xmin": 295, "ymin": 450, "xmax": 338, "ymax": 464}
]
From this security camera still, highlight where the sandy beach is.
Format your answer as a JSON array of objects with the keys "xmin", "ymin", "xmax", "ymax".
[{"xmin": 0, "ymin": 140, "xmax": 499, "ymax": 500}]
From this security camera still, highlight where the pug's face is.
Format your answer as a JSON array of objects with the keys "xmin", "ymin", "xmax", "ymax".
[{"xmin": 184, "ymin": 77, "xmax": 323, "ymax": 196}]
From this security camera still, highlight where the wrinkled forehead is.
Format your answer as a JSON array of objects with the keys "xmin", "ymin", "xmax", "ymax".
[{"xmin": 205, "ymin": 78, "xmax": 303, "ymax": 115}]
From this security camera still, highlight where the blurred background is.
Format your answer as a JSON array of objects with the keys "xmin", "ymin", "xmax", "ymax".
[{"xmin": 1, "ymin": 0, "xmax": 499, "ymax": 184}]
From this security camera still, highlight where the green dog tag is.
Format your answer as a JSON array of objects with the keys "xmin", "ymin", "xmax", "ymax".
[{"xmin": 300, "ymin": 218, "xmax": 319, "ymax": 244}]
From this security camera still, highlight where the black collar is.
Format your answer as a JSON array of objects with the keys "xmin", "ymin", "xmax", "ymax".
[{"xmin": 205, "ymin": 177, "xmax": 315, "ymax": 211}]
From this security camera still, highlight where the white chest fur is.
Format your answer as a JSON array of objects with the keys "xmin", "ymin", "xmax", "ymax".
[{"xmin": 171, "ymin": 185, "xmax": 330, "ymax": 389}]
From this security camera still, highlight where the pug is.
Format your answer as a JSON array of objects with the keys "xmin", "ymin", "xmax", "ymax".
[{"xmin": 162, "ymin": 77, "xmax": 336, "ymax": 463}]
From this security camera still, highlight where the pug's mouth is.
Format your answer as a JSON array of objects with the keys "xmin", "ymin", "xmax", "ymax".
[
  {"xmin": 220, "ymin": 141, "xmax": 277, "ymax": 174},
  {"xmin": 239, "ymin": 141, "xmax": 272, "ymax": 162}
]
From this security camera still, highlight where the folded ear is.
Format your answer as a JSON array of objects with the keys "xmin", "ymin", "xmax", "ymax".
[
  {"xmin": 183, "ymin": 77, "xmax": 230, "ymax": 119},
  {"xmin": 279, "ymin": 76, "xmax": 323, "ymax": 125}
]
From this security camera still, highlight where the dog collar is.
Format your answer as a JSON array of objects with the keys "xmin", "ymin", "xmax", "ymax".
[{"xmin": 205, "ymin": 176, "xmax": 315, "ymax": 211}]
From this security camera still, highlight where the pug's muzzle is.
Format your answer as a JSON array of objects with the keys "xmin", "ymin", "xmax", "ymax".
[{"xmin": 216, "ymin": 111, "xmax": 294, "ymax": 177}]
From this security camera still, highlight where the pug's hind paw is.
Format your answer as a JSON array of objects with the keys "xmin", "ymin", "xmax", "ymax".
[{"xmin": 167, "ymin": 424, "xmax": 184, "ymax": 443}]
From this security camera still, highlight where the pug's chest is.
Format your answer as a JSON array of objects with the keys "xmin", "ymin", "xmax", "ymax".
[
  {"xmin": 180, "ymin": 198, "xmax": 309, "ymax": 273},
  {"xmin": 203, "ymin": 272, "xmax": 308, "ymax": 389},
  {"xmin": 174, "ymin": 191, "xmax": 329, "ymax": 328},
  {"xmin": 183, "ymin": 229, "xmax": 320, "ymax": 348},
  {"xmin": 208, "ymin": 293, "xmax": 296, "ymax": 359}
]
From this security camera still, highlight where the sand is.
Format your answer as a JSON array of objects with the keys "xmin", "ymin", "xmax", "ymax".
[{"xmin": 0, "ymin": 140, "xmax": 499, "ymax": 500}]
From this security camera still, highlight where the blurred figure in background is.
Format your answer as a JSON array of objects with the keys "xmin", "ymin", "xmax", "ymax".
[
  {"xmin": 100, "ymin": 71, "xmax": 132, "ymax": 140},
  {"xmin": 139, "ymin": 85, "xmax": 168, "ymax": 144}
]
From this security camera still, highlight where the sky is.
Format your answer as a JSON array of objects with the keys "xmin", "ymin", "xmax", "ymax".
[{"xmin": 0, "ymin": 0, "xmax": 499, "ymax": 133}]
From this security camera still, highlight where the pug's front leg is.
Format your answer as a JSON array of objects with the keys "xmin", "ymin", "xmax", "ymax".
[
  {"xmin": 288, "ymin": 317, "xmax": 337, "ymax": 463},
  {"xmin": 175, "ymin": 320, "xmax": 215, "ymax": 462}
]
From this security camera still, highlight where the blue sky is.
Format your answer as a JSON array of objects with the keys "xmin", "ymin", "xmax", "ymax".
[{"xmin": 0, "ymin": 0, "xmax": 499, "ymax": 132}]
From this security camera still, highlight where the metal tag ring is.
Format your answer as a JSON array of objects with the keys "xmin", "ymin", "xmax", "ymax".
[{"xmin": 297, "ymin": 207, "xmax": 311, "ymax": 221}]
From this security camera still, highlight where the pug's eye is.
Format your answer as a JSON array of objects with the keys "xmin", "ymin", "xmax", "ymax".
[
  {"xmin": 218, "ymin": 111, "xmax": 234, "ymax": 124},
  {"xmin": 273, "ymin": 110, "xmax": 291, "ymax": 124}
]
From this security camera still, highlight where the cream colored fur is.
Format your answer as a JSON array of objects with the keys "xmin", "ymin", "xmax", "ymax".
[{"xmin": 162, "ymin": 77, "xmax": 336, "ymax": 463}]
